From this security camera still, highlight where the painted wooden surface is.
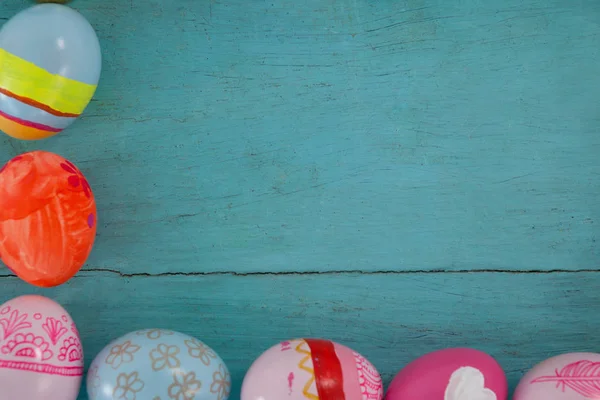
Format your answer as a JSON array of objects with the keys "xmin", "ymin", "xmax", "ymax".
[
  {"xmin": 4, "ymin": 272, "xmax": 600, "ymax": 399},
  {"xmin": 0, "ymin": 0, "xmax": 599, "ymax": 399}
]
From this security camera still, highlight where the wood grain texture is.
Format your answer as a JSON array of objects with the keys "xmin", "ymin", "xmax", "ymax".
[
  {"xmin": 3, "ymin": 272, "xmax": 600, "ymax": 400},
  {"xmin": 0, "ymin": 0, "xmax": 599, "ymax": 399},
  {"xmin": 2, "ymin": 0, "xmax": 599, "ymax": 274}
]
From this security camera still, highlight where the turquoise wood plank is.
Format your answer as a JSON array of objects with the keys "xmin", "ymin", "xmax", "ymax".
[
  {"xmin": 1, "ymin": 272, "xmax": 599, "ymax": 399},
  {"xmin": 1, "ymin": 0, "xmax": 599, "ymax": 274}
]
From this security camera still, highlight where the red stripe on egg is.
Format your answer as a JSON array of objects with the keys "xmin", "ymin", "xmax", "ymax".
[
  {"xmin": 0, "ymin": 359, "xmax": 83, "ymax": 376},
  {"xmin": 305, "ymin": 338, "xmax": 346, "ymax": 400},
  {"xmin": 0, "ymin": 108, "xmax": 61, "ymax": 132},
  {"xmin": 0, "ymin": 87, "xmax": 79, "ymax": 118}
]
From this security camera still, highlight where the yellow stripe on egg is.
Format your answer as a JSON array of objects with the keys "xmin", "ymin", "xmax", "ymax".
[{"xmin": 0, "ymin": 48, "xmax": 97, "ymax": 116}]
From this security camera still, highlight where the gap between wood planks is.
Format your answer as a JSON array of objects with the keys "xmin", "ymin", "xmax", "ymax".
[{"xmin": 1, "ymin": 268, "xmax": 600, "ymax": 279}]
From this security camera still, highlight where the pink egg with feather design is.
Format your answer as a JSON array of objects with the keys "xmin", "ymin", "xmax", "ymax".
[
  {"xmin": 513, "ymin": 352, "xmax": 600, "ymax": 400},
  {"xmin": 0, "ymin": 295, "xmax": 83, "ymax": 400}
]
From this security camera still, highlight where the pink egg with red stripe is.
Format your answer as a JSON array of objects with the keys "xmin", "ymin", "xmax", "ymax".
[
  {"xmin": 513, "ymin": 352, "xmax": 600, "ymax": 400},
  {"xmin": 385, "ymin": 348, "xmax": 508, "ymax": 400},
  {"xmin": 241, "ymin": 338, "xmax": 384, "ymax": 400},
  {"xmin": 0, "ymin": 295, "xmax": 83, "ymax": 400}
]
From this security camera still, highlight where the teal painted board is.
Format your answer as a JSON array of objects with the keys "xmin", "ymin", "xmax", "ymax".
[
  {"xmin": 1, "ymin": 0, "xmax": 599, "ymax": 274},
  {"xmin": 3, "ymin": 272, "xmax": 600, "ymax": 400},
  {"xmin": 0, "ymin": 0, "xmax": 599, "ymax": 399}
]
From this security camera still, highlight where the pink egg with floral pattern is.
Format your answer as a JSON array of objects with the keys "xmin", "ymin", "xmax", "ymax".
[
  {"xmin": 0, "ymin": 294, "xmax": 83, "ymax": 400},
  {"xmin": 241, "ymin": 338, "xmax": 383, "ymax": 400},
  {"xmin": 513, "ymin": 352, "xmax": 600, "ymax": 400},
  {"xmin": 385, "ymin": 348, "xmax": 508, "ymax": 400}
]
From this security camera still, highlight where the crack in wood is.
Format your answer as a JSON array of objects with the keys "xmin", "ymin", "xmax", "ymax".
[{"xmin": 1, "ymin": 268, "xmax": 599, "ymax": 279}]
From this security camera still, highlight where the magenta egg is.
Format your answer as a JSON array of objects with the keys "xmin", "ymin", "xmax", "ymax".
[
  {"xmin": 241, "ymin": 338, "xmax": 383, "ymax": 400},
  {"xmin": 513, "ymin": 352, "xmax": 600, "ymax": 400},
  {"xmin": 385, "ymin": 348, "xmax": 508, "ymax": 400},
  {"xmin": 0, "ymin": 295, "xmax": 83, "ymax": 400}
]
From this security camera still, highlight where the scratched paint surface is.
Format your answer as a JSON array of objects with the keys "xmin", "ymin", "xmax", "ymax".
[
  {"xmin": 0, "ymin": 0, "xmax": 599, "ymax": 399},
  {"xmin": 3, "ymin": 272, "xmax": 600, "ymax": 399}
]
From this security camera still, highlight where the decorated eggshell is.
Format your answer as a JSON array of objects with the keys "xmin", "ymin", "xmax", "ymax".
[
  {"xmin": 0, "ymin": 3, "xmax": 101, "ymax": 140},
  {"xmin": 0, "ymin": 151, "xmax": 97, "ymax": 287},
  {"xmin": 0, "ymin": 295, "xmax": 83, "ymax": 400},
  {"xmin": 88, "ymin": 329, "xmax": 231, "ymax": 400},
  {"xmin": 241, "ymin": 338, "xmax": 383, "ymax": 400},
  {"xmin": 513, "ymin": 352, "xmax": 600, "ymax": 400},
  {"xmin": 385, "ymin": 347, "xmax": 507, "ymax": 400}
]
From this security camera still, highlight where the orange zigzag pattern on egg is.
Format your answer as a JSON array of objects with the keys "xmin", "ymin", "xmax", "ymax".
[{"xmin": 295, "ymin": 340, "xmax": 319, "ymax": 400}]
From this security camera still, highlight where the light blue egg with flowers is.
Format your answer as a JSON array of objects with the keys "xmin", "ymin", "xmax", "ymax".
[{"xmin": 87, "ymin": 329, "xmax": 231, "ymax": 400}]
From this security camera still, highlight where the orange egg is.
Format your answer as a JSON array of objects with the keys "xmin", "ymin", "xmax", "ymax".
[{"xmin": 0, "ymin": 150, "xmax": 96, "ymax": 287}]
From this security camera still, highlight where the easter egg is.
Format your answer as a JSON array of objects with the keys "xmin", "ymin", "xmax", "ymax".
[
  {"xmin": 88, "ymin": 329, "xmax": 231, "ymax": 400},
  {"xmin": 385, "ymin": 348, "xmax": 508, "ymax": 400},
  {"xmin": 241, "ymin": 338, "xmax": 384, "ymax": 400},
  {"xmin": 0, "ymin": 3, "xmax": 101, "ymax": 140},
  {"xmin": 0, "ymin": 294, "xmax": 83, "ymax": 400},
  {"xmin": 513, "ymin": 352, "xmax": 600, "ymax": 400},
  {"xmin": 0, "ymin": 151, "xmax": 97, "ymax": 287}
]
